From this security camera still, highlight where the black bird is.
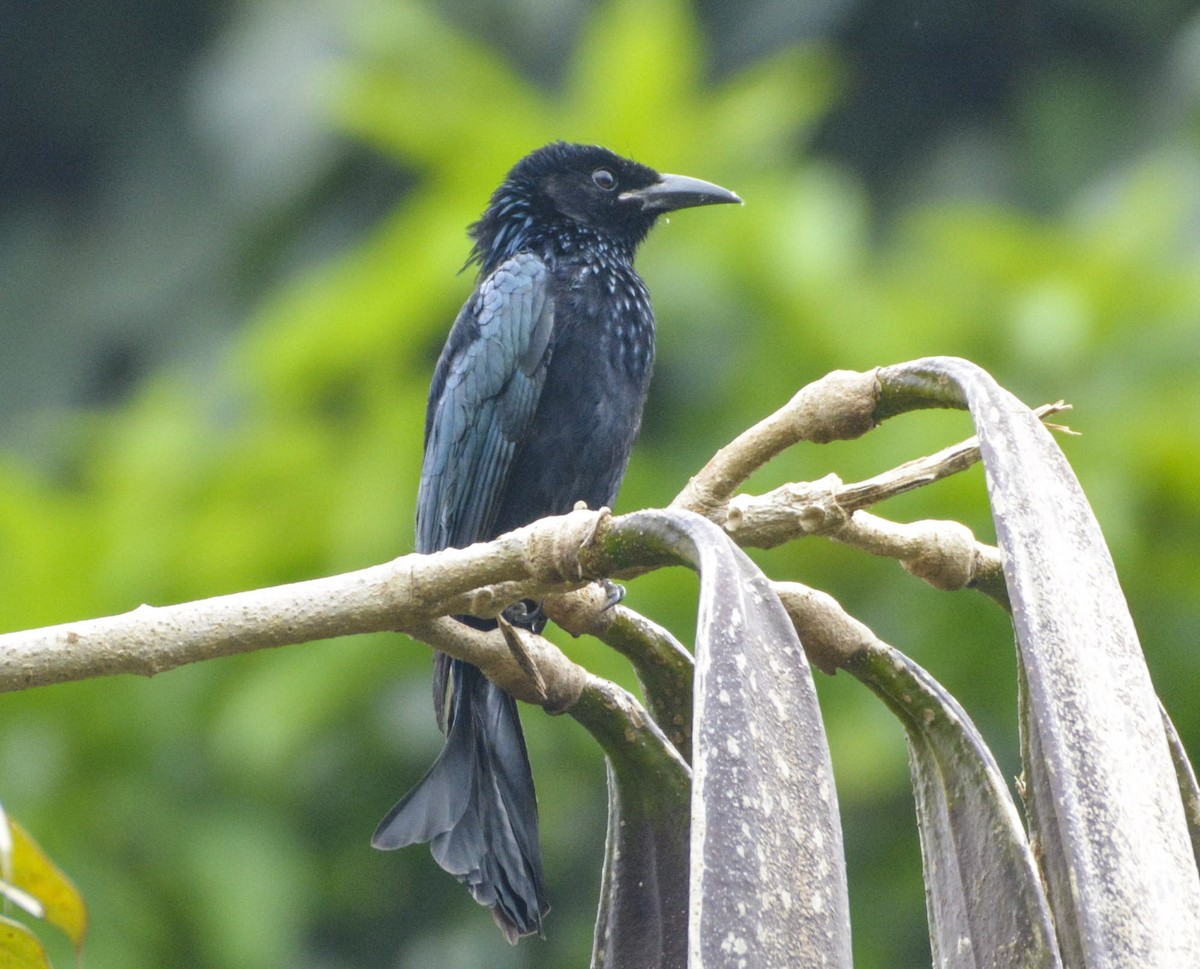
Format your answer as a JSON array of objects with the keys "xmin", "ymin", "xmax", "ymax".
[{"xmin": 372, "ymin": 142, "xmax": 739, "ymax": 942}]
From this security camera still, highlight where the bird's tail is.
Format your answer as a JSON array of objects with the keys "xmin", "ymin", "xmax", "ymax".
[{"xmin": 372, "ymin": 657, "xmax": 549, "ymax": 943}]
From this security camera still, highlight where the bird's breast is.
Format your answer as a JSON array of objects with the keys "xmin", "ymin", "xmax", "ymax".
[{"xmin": 566, "ymin": 263, "xmax": 655, "ymax": 384}]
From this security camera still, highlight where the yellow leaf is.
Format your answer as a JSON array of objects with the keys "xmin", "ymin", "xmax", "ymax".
[
  {"xmin": 5, "ymin": 819, "xmax": 87, "ymax": 951},
  {"xmin": 0, "ymin": 915, "xmax": 52, "ymax": 969}
]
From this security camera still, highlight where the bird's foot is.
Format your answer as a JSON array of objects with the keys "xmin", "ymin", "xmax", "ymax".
[
  {"xmin": 599, "ymin": 578, "xmax": 625, "ymax": 612},
  {"xmin": 502, "ymin": 599, "xmax": 548, "ymax": 634}
]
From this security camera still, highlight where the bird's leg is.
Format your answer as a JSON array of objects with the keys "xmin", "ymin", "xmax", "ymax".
[{"xmin": 599, "ymin": 578, "xmax": 625, "ymax": 612}]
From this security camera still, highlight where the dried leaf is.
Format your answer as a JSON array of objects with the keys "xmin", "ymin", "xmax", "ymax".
[
  {"xmin": 883, "ymin": 357, "xmax": 1200, "ymax": 965},
  {"xmin": 618, "ymin": 509, "xmax": 852, "ymax": 968},
  {"xmin": 847, "ymin": 642, "xmax": 1060, "ymax": 968}
]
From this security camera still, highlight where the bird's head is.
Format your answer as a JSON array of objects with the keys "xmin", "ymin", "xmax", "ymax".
[{"xmin": 468, "ymin": 142, "xmax": 740, "ymax": 273}]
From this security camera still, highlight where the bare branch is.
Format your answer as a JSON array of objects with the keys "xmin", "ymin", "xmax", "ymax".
[
  {"xmin": 831, "ymin": 512, "xmax": 1008, "ymax": 606},
  {"xmin": 0, "ymin": 505, "xmax": 693, "ymax": 698},
  {"xmin": 0, "ymin": 370, "xmax": 1065, "ymax": 696},
  {"xmin": 719, "ymin": 400, "xmax": 1070, "ymax": 548},
  {"xmin": 773, "ymin": 581, "xmax": 878, "ymax": 676},
  {"xmin": 707, "ymin": 401, "xmax": 1070, "ymax": 610},
  {"xmin": 839, "ymin": 400, "xmax": 1069, "ymax": 510},
  {"xmin": 670, "ymin": 369, "xmax": 880, "ymax": 522},
  {"xmin": 405, "ymin": 616, "xmax": 587, "ymax": 712},
  {"xmin": 0, "ymin": 509, "xmax": 611, "ymax": 695},
  {"xmin": 544, "ymin": 586, "xmax": 694, "ymax": 759}
]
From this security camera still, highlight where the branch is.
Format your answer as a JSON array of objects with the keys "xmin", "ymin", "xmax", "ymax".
[
  {"xmin": 0, "ymin": 509, "xmax": 615, "ymax": 695},
  {"xmin": 714, "ymin": 400, "xmax": 1070, "ymax": 542},
  {"xmin": 544, "ymin": 586, "xmax": 695, "ymax": 760},
  {"xmin": 831, "ymin": 512, "xmax": 1008, "ymax": 606},
  {"xmin": 702, "ymin": 400, "xmax": 1068, "ymax": 607},
  {"xmin": 0, "ymin": 365, "xmax": 1067, "ymax": 696},
  {"xmin": 0, "ymin": 506, "xmax": 695, "ymax": 697},
  {"xmin": 403, "ymin": 616, "xmax": 588, "ymax": 711},
  {"xmin": 670, "ymin": 369, "xmax": 881, "ymax": 522}
]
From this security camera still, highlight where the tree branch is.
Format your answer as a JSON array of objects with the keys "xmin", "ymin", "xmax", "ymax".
[
  {"xmin": 670, "ymin": 368, "xmax": 881, "ymax": 522},
  {"xmin": 544, "ymin": 586, "xmax": 695, "ymax": 760},
  {"xmin": 0, "ymin": 366, "xmax": 1068, "ymax": 696},
  {"xmin": 0, "ymin": 509, "xmax": 613, "ymax": 694}
]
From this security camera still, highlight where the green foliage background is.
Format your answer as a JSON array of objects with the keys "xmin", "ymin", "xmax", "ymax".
[{"xmin": 2, "ymin": 0, "xmax": 1199, "ymax": 966}]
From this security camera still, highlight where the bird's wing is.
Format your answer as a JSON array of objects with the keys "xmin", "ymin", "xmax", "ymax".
[{"xmin": 417, "ymin": 251, "xmax": 555, "ymax": 553}]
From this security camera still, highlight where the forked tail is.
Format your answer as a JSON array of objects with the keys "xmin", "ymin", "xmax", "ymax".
[{"xmin": 372, "ymin": 658, "xmax": 548, "ymax": 942}]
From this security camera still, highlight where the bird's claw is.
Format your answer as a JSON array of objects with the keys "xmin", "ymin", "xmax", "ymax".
[
  {"xmin": 503, "ymin": 600, "xmax": 535, "ymax": 624},
  {"xmin": 600, "ymin": 579, "xmax": 625, "ymax": 612},
  {"xmin": 502, "ymin": 599, "xmax": 548, "ymax": 634}
]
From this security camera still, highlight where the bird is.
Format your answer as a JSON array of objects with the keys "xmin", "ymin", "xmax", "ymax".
[{"xmin": 371, "ymin": 141, "xmax": 740, "ymax": 943}]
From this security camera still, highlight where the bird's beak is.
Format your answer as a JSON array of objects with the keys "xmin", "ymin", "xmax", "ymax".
[{"xmin": 619, "ymin": 173, "xmax": 742, "ymax": 212}]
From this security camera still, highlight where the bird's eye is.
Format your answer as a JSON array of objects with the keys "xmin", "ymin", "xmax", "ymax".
[{"xmin": 592, "ymin": 169, "xmax": 616, "ymax": 191}]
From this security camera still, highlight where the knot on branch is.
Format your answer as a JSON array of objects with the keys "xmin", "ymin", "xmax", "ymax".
[
  {"xmin": 455, "ymin": 585, "xmax": 509, "ymax": 621},
  {"xmin": 525, "ymin": 507, "xmax": 608, "ymax": 586},
  {"xmin": 725, "ymin": 474, "xmax": 850, "ymax": 548},
  {"xmin": 785, "ymin": 369, "xmax": 880, "ymax": 444},
  {"xmin": 407, "ymin": 617, "xmax": 589, "ymax": 714},
  {"xmin": 898, "ymin": 519, "xmax": 980, "ymax": 591},
  {"xmin": 494, "ymin": 622, "xmax": 589, "ymax": 713}
]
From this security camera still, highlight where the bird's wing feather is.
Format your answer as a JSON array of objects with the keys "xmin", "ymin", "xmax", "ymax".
[{"xmin": 417, "ymin": 252, "xmax": 555, "ymax": 554}]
